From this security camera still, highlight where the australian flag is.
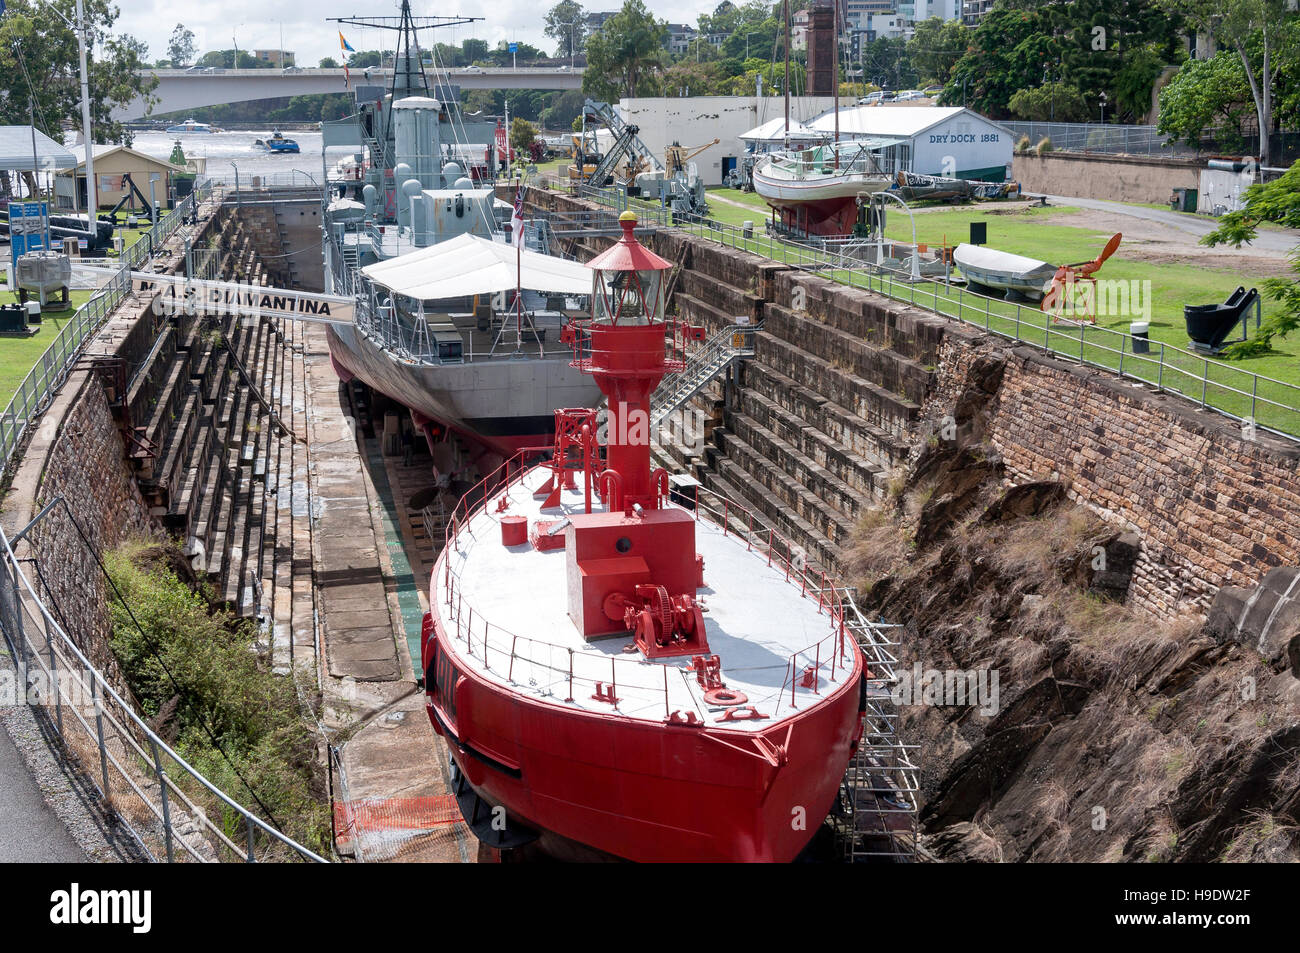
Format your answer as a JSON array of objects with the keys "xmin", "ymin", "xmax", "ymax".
[{"xmin": 511, "ymin": 183, "xmax": 526, "ymax": 248}]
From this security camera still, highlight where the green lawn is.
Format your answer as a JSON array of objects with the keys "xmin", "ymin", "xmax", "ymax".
[
  {"xmin": 587, "ymin": 187, "xmax": 1300, "ymax": 433},
  {"xmin": 866, "ymin": 203, "xmax": 1293, "ymax": 388},
  {"xmin": 0, "ymin": 288, "xmax": 94, "ymax": 408}
]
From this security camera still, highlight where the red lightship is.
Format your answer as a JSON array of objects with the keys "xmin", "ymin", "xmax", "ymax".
[{"xmin": 421, "ymin": 212, "xmax": 868, "ymax": 862}]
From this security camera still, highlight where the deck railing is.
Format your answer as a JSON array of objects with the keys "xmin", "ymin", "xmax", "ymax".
[
  {"xmin": 575, "ymin": 184, "xmax": 1300, "ymax": 441},
  {"xmin": 437, "ymin": 454, "xmax": 899, "ymax": 721}
]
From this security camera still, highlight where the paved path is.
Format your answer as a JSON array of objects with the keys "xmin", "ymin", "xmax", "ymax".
[
  {"xmin": 0, "ymin": 718, "xmax": 84, "ymax": 862},
  {"xmin": 1047, "ymin": 194, "xmax": 1300, "ymax": 257}
]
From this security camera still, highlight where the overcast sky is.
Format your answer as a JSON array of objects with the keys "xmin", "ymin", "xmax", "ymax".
[{"xmin": 113, "ymin": 1, "xmax": 710, "ymax": 67}]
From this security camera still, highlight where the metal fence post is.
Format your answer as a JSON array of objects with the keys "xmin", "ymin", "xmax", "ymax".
[
  {"xmin": 151, "ymin": 738, "xmax": 175, "ymax": 863},
  {"xmin": 48, "ymin": 631, "xmax": 62, "ymax": 733},
  {"xmin": 91, "ymin": 674, "xmax": 110, "ymax": 797},
  {"xmin": 246, "ymin": 815, "xmax": 257, "ymax": 862}
]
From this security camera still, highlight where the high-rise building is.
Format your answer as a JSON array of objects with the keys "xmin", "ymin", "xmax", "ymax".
[{"xmin": 962, "ymin": 0, "xmax": 996, "ymax": 26}]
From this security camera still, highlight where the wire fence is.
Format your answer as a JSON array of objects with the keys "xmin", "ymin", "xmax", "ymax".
[
  {"xmin": 0, "ymin": 182, "xmax": 213, "ymax": 480},
  {"xmin": 0, "ymin": 520, "xmax": 327, "ymax": 862},
  {"xmin": 576, "ymin": 185, "xmax": 1300, "ymax": 441},
  {"xmin": 1000, "ymin": 122, "xmax": 1199, "ymax": 157}
]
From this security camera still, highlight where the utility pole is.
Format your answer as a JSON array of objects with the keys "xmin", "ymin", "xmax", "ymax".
[{"xmin": 75, "ymin": 0, "xmax": 97, "ymax": 233}]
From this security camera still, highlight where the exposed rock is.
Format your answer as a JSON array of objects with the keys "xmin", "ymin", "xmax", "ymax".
[
  {"xmin": 976, "ymin": 481, "xmax": 1065, "ymax": 525},
  {"xmin": 1205, "ymin": 566, "xmax": 1300, "ymax": 674},
  {"xmin": 926, "ymin": 821, "xmax": 1004, "ymax": 862},
  {"xmin": 913, "ymin": 446, "xmax": 1003, "ymax": 548}
]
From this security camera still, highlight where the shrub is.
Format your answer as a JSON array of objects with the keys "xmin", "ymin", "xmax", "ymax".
[
  {"xmin": 104, "ymin": 541, "xmax": 329, "ymax": 856},
  {"xmin": 1035, "ymin": 136, "xmax": 1054, "ymax": 156}
]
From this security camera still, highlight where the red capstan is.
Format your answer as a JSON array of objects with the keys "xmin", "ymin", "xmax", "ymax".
[{"xmin": 560, "ymin": 212, "xmax": 709, "ymax": 658}]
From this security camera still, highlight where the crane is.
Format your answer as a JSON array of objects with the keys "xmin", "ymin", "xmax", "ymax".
[{"xmin": 665, "ymin": 138, "xmax": 720, "ymax": 174}]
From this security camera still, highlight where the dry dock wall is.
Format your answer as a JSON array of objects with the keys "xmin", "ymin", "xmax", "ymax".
[
  {"xmin": 524, "ymin": 188, "xmax": 1300, "ymax": 619},
  {"xmin": 1011, "ymin": 151, "xmax": 1202, "ymax": 205}
]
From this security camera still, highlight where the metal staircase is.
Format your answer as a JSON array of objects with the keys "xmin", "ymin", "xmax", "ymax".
[
  {"xmin": 837, "ymin": 601, "xmax": 919, "ymax": 862},
  {"xmin": 650, "ymin": 322, "xmax": 760, "ymax": 429}
]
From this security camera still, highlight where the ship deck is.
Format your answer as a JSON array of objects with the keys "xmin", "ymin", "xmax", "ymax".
[{"xmin": 433, "ymin": 465, "xmax": 858, "ymax": 729}]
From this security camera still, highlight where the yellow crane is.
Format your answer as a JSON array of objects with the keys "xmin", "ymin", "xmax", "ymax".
[{"xmin": 665, "ymin": 138, "xmax": 720, "ymax": 174}]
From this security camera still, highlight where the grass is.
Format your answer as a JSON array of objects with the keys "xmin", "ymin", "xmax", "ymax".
[
  {"xmin": 104, "ymin": 541, "xmax": 330, "ymax": 858},
  {"xmin": 589, "ymin": 187, "xmax": 1300, "ymax": 433},
  {"xmin": 0, "ymin": 287, "xmax": 94, "ymax": 408}
]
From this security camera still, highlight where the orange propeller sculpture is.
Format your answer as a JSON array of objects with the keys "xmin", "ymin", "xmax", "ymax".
[{"xmin": 1042, "ymin": 232, "xmax": 1123, "ymax": 323}]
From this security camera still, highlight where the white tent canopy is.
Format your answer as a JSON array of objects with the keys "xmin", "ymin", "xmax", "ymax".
[
  {"xmin": 361, "ymin": 233, "xmax": 592, "ymax": 300},
  {"xmin": 0, "ymin": 126, "xmax": 77, "ymax": 171},
  {"xmin": 738, "ymin": 117, "xmax": 828, "ymax": 144}
]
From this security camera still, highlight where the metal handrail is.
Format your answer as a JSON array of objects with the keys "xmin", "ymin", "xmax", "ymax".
[
  {"xmin": 578, "ymin": 184, "xmax": 1300, "ymax": 441},
  {"xmin": 0, "ymin": 523, "xmax": 327, "ymax": 862},
  {"xmin": 437, "ymin": 453, "xmax": 885, "ymax": 719},
  {"xmin": 0, "ymin": 187, "xmax": 212, "ymax": 478}
]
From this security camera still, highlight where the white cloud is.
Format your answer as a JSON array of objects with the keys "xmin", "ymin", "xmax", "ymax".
[{"xmin": 111, "ymin": 0, "xmax": 714, "ymax": 67}]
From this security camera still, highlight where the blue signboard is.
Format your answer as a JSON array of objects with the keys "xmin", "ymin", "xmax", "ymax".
[
  {"xmin": 508, "ymin": 42, "xmax": 518, "ymax": 53},
  {"xmin": 9, "ymin": 201, "xmax": 50, "ymax": 265}
]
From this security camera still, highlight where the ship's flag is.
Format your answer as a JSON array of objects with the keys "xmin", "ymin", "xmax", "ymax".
[
  {"xmin": 339, "ymin": 32, "xmax": 355, "ymax": 54},
  {"xmin": 511, "ymin": 183, "xmax": 526, "ymax": 248},
  {"xmin": 343, "ymin": 62, "xmax": 350, "ymax": 89}
]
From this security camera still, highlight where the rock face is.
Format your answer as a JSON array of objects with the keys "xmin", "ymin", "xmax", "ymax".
[{"xmin": 1205, "ymin": 567, "xmax": 1300, "ymax": 676}]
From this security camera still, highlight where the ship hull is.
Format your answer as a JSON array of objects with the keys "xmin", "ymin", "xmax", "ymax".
[
  {"xmin": 752, "ymin": 164, "xmax": 891, "ymax": 237},
  {"xmin": 952, "ymin": 243, "xmax": 1056, "ymax": 299},
  {"xmin": 422, "ymin": 614, "xmax": 864, "ymax": 863},
  {"xmin": 326, "ymin": 323, "xmax": 601, "ymax": 454}
]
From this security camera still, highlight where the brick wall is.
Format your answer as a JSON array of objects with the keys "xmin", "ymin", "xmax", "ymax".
[
  {"xmin": 935, "ymin": 337, "xmax": 1300, "ymax": 617},
  {"xmin": 28, "ymin": 373, "xmax": 155, "ymax": 672}
]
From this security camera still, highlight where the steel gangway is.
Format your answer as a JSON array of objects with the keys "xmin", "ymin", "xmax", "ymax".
[{"xmin": 649, "ymin": 322, "xmax": 760, "ymax": 429}]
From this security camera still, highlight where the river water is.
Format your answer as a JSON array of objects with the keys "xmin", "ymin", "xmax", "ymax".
[{"xmin": 129, "ymin": 130, "xmax": 329, "ymax": 188}]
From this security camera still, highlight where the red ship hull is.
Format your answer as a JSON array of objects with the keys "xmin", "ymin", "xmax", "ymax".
[{"xmin": 422, "ymin": 614, "xmax": 864, "ymax": 863}]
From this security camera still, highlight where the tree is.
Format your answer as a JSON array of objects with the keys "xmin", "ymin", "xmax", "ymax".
[
  {"xmin": 510, "ymin": 117, "xmax": 539, "ymax": 155},
  {"xmin": 907, "ymin": 17, "xmax": 967, "ymax": 88},
  {"xmin": 1159, "ymin": 0, "xmax": 1299, "ymax": 166},
  {"xmin": 1009, "ymin": 82, "xmax": 1090, "ymax": 121},
  {"xmin": 1157, "ymin": 52, "xmax": 1254, "ymax": 150},
  {"xmin": 167, "ymin": 24, "xmax": 196, "ymax": 67},
  {"xmin": 318, "ymin": 56, "xmax": 339, "ymax": 69},
  {"xmin": 0, "ymin": 0, "xmax": 158, "ymax": 153},
  {"xmin": 545, "ymin": 1, "xmax": 586, "ymax": 59},
  {"xmin": 583, "ymin": 0, "xmax": 666, "ymax": 101},
  {"xmin": 1202, "ymin": 160, "xmax": 1300, "ymax": 357},
  {"xmin": 462, "ymin": 38, "xmax": 490, "ymax": 64}
]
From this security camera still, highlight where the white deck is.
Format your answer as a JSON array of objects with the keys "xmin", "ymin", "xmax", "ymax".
[{"xmin": 433, "ymin": 466, "xmax": 857, "ymax": 729}]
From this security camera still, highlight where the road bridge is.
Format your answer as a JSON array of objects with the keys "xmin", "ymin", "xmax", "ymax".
[{"xmin": 118, "ymin": 67, "xmax": 584, "ymax": 121}]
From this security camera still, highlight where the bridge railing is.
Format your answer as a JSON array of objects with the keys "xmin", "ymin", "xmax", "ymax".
[
  {"xmin": 576, "ymin": 184, "xmax": 1300, "ymax": 441},
  {"xmin": 0, "ymin": 518, "xmax": 328, "ymax": 862},
  {"xmin": 0, "ymin": 189, "xmax": 210, "ymax": 479}
]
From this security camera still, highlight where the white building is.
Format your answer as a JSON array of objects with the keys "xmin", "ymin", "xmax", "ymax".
[
  {"xmin": 615, "ymin": 96, "xmax": 847, "ymax": 186},
  {"xmin": 809, "ymin": 105, "xmax": 1014, "ymax": 180}
]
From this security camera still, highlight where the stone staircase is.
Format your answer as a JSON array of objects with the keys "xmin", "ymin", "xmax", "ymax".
[
  {"xmin": 648, "ymin": 235, "xmax": 951, "ymax": 576},
  {"xmin": 119, "ymin": 213, "xmax": 314, "ymax": 677}
]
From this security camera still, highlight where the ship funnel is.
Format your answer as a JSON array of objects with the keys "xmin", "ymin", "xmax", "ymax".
[{"xmin": 393, "ymin": 96, "xmax": 443, "ymax": 191}]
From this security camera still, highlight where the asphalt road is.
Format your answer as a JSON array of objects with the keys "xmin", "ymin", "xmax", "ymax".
[
  {"xmin": 0, "ymin": 719, "xmax": 85, "ymax": 862},
  {"xmin": 1047, "ymin": 194, "xmax": 1300, "ymax": 257}
]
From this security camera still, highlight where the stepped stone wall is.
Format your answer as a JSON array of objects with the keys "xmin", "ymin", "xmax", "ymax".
[{"xmin": 520, "ymin": 188, "xmax": 1300, "ymax": 619}]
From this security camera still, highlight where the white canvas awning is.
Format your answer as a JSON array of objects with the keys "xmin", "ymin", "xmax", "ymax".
[
  {"xmin": 361, "ymin": 233, "xmax": 592, "ymax": 299},
  {"xmin": 0, "ymin": 126, "xmax": 77, "ymax": 171},
  {"xmin": 738, "ymin": 118, "xmax": 828, "ymax": 144}
]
